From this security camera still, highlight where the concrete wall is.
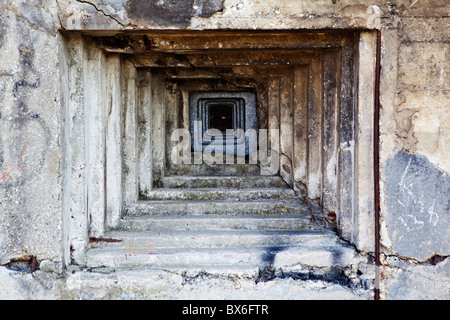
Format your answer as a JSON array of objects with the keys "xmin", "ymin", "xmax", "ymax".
[
  {"xmin": 0, "ymin": 0, "xmax": 63, "ymax": 268},
  {"xmin": 0, "ymin": 0, "xmax": 448, "ymax": 299}
]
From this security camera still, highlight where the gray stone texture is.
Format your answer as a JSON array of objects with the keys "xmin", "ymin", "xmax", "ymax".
[
  {"xmin": 386, "ymin": 151, "xmax": 449, "ymax": 261},
  {"xmin": 386, "ymin": 257, "xmax": 450, "ymax": 300}
]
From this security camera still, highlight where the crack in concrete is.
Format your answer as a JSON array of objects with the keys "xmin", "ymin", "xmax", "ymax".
[
  {"xmin": 181, "ymin": 270, "xmax": 220, "ymax": 285},
  {"xmin": 383, "ymin": 253, "xmax": 449, "ymax": 266},
  {"xmin": 55, "ymin": 0, "xmax": 66, "ymax": 30},
  {"xmin": 75, "ymin": 0, "xmax": 126, "ymax": 28}
]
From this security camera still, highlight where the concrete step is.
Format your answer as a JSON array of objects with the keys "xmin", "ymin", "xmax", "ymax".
[
  {"xmin": 91, "ymin": 229, "xmax": 335, "ymax": 249},
  {"xmin": 125, "ymin": 199, "xmax": 309, "ymax": 216},
  {"xmin": 158, "ymin": 175, "xmax": 288, "ymax": 189},
  {"xmin": 86, "ymin": 230, "xmax": 358, "ymax": 269},
  {"xmin": 117, "ymin": 214, "xmax": 318, "ymax": 231},
  {"xmin": 140, "ymin": 187, "xmax": 298, "ymax": 201},
  {"xmin": 63, "ymin": 265, "xmax": 370, "ymax": 299}
]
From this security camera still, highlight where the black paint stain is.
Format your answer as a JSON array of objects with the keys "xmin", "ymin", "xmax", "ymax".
[
  {"xmin": 12, "ymin": 45, "xmax": 41, "ymax": 123},
  {"xmin": 256, "ymin": 264, "xmax": 353, "ymax": 288},
  {"xmin": 197, "ymin": 0, "xmax": 225, "ymax": 17},
  {"xmin": 124, "ymin": 0, "xmax": 224, "ymax": 27},
  {"xmin": 0, "ymin": 18, "xmax": 6, "ymax": 49},
  {"xmin": 255, "ymin": 245, "xmax": 353, "ymax": 287},
  {"xmin": 2, "ymin": 26, "xmax": 50, "ymax": 189},
  {"xmin": 261, "ymin": 246, "xmax": 286, "ymax": 269}
]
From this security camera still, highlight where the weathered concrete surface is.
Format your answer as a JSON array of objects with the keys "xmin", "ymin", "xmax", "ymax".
[
  {"xmin": 0, "ymin": 264, "xmax": 372, "ymax": 300},
  {"xmin": 0, "ymin": 1, "xmax": 63, "ymax": 266},
  {"xmin": 0, "ymin": 0, "xmax": 449, "ymax": 300},
  {"xmin": 55, "ymin": 0, "xmax": 450, "ymax": 33},
  {"xmin": 375, "ymin": 2, "xmax": 450, "ymax": 300},
  {"xmin": 57, "ymin": 0, "xmax": 383, "ymax": 31}
]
